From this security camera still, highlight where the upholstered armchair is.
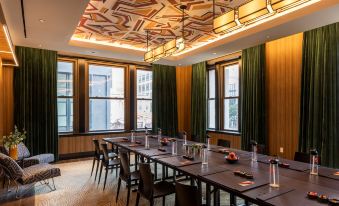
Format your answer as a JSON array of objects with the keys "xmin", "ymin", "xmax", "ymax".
[
  {"xmin": 0, "ymin": 153, "xmax": 61, "ymax": 198},
  {"xmin": 1, "ymin": 142, "xmax": 54, "ymax": 168}
]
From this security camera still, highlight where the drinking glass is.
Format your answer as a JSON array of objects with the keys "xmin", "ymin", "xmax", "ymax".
[
  {"xmin": 131, "ymin": 130, "xmax": 135, "ymax": 143},
  {"xmin": 172, "ymin": 141, "xmax": 177, "ymax": 155},
  {"xmin": 251, "ymin": 141, "xmax": 258, "ymax": 162},
  {"xmin": 310, "ymin": 149, "xmax": 319, "ymax": 175},
  {"xmin": 202, "ymin": 148, "xmax": 208, "ymax": 165},
  {"xmin": 183, "ymin": 132, "xmax": 187, "ymax": 145},
  {"xmin": 207, "ymin": 138, "xmax": 211, "ymax": 151},
  {"xmin": 145, "ymin": 135, "xmax": 150, "ymax": 149}
]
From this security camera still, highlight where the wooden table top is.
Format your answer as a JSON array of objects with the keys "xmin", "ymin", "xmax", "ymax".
[{"xmin": 103, "ymin": 136, "xmax": 339, "ymax": 205}]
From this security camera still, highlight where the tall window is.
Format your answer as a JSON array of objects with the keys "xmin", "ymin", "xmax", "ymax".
[
  {"xmin": 136, "ymin": 69, "xmax": 152, "ymax": 129},
  {"xmin": 208, "ymin": 69, "xmax": 216, "ymax": 129},
  {"xmin": 57, "ymin": 61, "xmax": 74, "ymax": 132},
  {"xmin": 224, "ymin": 64, "xmax": 239, "ymax": 131},
  {"xmin": 89, "ymin": 64, "xmax": 125, "ymax": 131}
]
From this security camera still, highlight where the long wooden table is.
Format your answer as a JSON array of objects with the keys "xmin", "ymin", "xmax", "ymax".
[{"xmin": 103, "ymin": 136, "xmax": 339, "ymax": 206}]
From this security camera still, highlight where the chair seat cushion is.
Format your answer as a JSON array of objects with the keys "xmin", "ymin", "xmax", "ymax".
[
  {"xmin": 26, "ymin": 153, "xmax": 55, "ymax": 164},
  {"xmin": 19, "ymin": 163, "xmax": 61, "ymax": 185},
  {"xmin": 153, "ymin": 181, "xmax": 175, "ymax": 198},
  {"xmin": 131, "ymin": 170, "xmax": 140, "ymax": 181}
]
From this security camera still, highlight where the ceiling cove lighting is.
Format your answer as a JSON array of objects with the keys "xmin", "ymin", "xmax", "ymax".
[
  {"xmin": 144, "ymin": 5, "xmax": 186, "ymax": 63},
  {"xmin": 213, "ymin": 0, "xmax": 313, "ymax": 34},
  {"xmin": 2, "ymin": 25, "xmax": 19, "ymax": 67}
]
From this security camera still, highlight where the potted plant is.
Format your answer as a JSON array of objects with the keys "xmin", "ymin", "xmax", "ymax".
[{"xmin": 2, "ymin": 126, "xmax": 26, "ymax": 160}]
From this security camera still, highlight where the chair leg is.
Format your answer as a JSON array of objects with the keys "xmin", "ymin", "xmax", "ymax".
[
  {"xmin": 126, "ymin": 180, "xmax": 131, "ymax": 206},
  {"xmin": 98, "ymin": 163, "xmax": 104, "ymax": 185},
  {"xmin": 150, "ymin": 198, "xmax": 154, "ymax": 206},
  {"xmin": 91, "ymin": 158, "xmax": 96, "ymax": 176},
  {"xmin": 135, "ymin": 192, "xmax": 140, "ymax": 206},
  {"xmin": 162, "ymin": 196, "xmax": 166, "ymax": 206},
  {"xmin": 116, "ymin": 178, "xmax": 121, "ymax": 202},
  {"xmin": 95, "ymin": 158, "xmax": 100, "ymax": 181},
  {"xmin": 103, "ymin": 168, "xmax": 108, "ymax": 190}
]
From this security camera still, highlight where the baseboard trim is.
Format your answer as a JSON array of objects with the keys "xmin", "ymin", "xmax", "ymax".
[{"xmin": 59, "ymin": 151, "xmax": 94, "ymax": 160}]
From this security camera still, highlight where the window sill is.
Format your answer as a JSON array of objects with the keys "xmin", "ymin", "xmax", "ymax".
[{"xmin": 206, "ymin": 129, "xmax": 241, "ymax": 136}]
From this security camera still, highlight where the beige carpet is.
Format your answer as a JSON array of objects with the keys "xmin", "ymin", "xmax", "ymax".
[{"xmin": 0, "ymin": 158, "xmax": 241, "ymax": 206}]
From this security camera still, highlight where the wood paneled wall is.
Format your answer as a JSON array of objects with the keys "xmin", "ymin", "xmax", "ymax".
[
  {"xmin": 207, "ymin": 132, "xmax": 241, "ymax": 149},
  {"xmin": 0, "ymin": 58, "xmax": 14, "ymax": 142},
  {"xmin": 176, "ymin": 66, "xmax": 192, "ymax": 137},
  {"xmin": 265, "ymin": 33, "xmax": 303, "ymax": 160}
]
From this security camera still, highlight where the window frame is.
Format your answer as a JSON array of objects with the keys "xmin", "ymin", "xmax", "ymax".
[
  {"xmin": 86, "ymin": 61, "xmax": 129, "ymax": 132},
  {"xmin": 135, "ymin": 67, "xmax": 152, "ymax": 130},
  {"xmin": 57, "ymin": 58, "xmax": 78, "ymax": 134},
  {"xmin": 207, "ymin": 66, "xmax": 217, "ymax": 130},
  {"xmin": 221, "ymin": 61, "xmax": 241, "ymax": 132}
]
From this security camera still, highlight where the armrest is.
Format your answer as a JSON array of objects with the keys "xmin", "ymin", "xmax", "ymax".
[{"xmin": 22, "ymin": 158, "xmax": 39, "ymax": 168}]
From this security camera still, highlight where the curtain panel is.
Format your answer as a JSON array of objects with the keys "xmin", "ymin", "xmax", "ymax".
[
  {"xmin": 191, "ymin": 62, "xmax": 207, "ymax": 143},
  {"xmin": 152, "ymin": 64, "xmax": 178, "ymax": 137},
  {"xmin": 14, "ymin": 46, "xmax": 58, "ymax": 159},
  {"xmin": 299, "ymin": 22, "xmax": 339, "ymax": 168},
  {"xmin": 241, "ymin": 44, "xmax": 267, "ymax": 151}
]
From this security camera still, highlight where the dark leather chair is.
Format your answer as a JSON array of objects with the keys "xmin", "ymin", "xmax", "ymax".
[
  {"xmin": 217, "ymin": 139, "xmax": 231, "ymax": 148},
  {"xmin": 91, "ymin": 139, "xmax": 116, "ymax": 181},
  {"xmin": 98, "ymin": 143, "xmax": 120, "ymax": 190},
  {"xmin": 136, "ymin": 163, "xmax": 175, "ymax": 206},
  {"xmin": 116, "ymin": 150, "xmax": 140, "ymax": 206},
  {"xmin": 294, "ymin": 152, "xmax": 321, "ymax": 164},
  {"xmin": 175, "ymin": 181, "xmax": 200, "ymax": 206}
]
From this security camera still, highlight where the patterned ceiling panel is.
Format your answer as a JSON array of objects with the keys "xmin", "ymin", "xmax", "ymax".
[{"xmin": 73, "ymin": 0, "xmax": 251, "ymax": 51}]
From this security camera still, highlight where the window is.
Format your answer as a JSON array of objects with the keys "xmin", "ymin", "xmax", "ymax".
[
  {"xmin": 208, "ymin": 69, "xmax": 216, "ymax": 129},
  {"xmin": 57, "ymin": 61, "xmax": 74, "ymax": 132},
  {"xmin": 224, "ymin": 64, "xmax": 239, "ymax": 131},
  {"xmin": 136, "ymin": 69, "xmax": 152, "ymax": 129},
  {"xmin": 89, "ymin": 64, "xmax": 125, "ymax": 131}
]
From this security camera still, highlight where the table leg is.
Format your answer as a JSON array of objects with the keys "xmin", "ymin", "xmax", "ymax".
[
  {"xmin": 230, "ymin": 193, "xmax": 237, "ymax": 206},
  {"xmin": 162, "ymin": 165, "xmax": 165, "ymax": 180},
  {"xmin": 134, "ymin": 153, "xmax": 138, "ymax": 171},
  {"xmin": 206, "ymin": 183, "xmax": 211, "ymax": 206},
  {"xmin": 198, "ymin": 179, "xmax": 202, "ymax": 206},
  {"xmin": 154, "ymin": 162, "xmax": 158, "ymax": 180},
  {"xmin": 213, "ymin": 188, "xmax": 220, "ymax": 206}
]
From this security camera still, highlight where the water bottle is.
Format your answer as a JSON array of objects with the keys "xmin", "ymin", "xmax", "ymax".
[
  {"xmin": 172, "ymin": 140, "xmax": 177, "ymax": 155},
  {"xmin": 145, "ymin": 133, "xmax": 150, "ymax": 149},
  {"xmin": 206, "ymin": 134, "xmax": 211, "ymax": 150},
  {"xmin": 131, "ymin": 130, "xmax": 135, "ymax": 143},
  {"xmin": 251, "ymin": 140, "xmax": 258, "ymax": 162},
  {"xmin": 202, "ymin": 148, "xmax": 208, "ymax": 166},
  {"xmin": 269, "ymin": 157, "xmax": 280, "ymax": 188},
  {"xmin": 310, "ymin": 149, "xmax": 319, "ymax": 175},
  {"xmin": 183, "ymin": 131, "xmax": 187, "ymax": 145},
  {"xmin": 158, "ymin": 128, "xmax": 162, "ymax": 144}
]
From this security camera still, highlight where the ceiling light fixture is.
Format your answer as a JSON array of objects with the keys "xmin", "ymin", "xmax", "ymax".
[
  {"xmin": 39, "ymin": 19, "xmax": 46, "ymax": 23},
  {"xmin": 144, "ymin": 4, "xmax": 187, "ymax": 63},
  {"xmin": 213, "ymin": 0, "xmax": 312, "ymax": 34},
  {"xmin": 2, "ymin": 25, "xmax": 19, "ymax": 67}
]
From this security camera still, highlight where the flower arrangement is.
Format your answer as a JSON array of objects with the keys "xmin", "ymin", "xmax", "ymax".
[{"xmin": 2, "ymin": 126, "xmax": 26, "ymax": 148}]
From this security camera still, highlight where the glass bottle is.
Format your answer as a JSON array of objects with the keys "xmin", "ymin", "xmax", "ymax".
[
  {"xmin": 202, "ymin": 148, "xmax": 208, "ymax": 165},
  {"xmin": 131, "ymin": 130, "xmax": 135, "ymax": 143},
  {"xmin": 269, "ymin": 157, "xmax": 280, "ymax": 188},
  {"xmin": 251, "ymin": 140, "xmax": 258, "ymax": 162},
  {"xmin": 183, "ymin": 131, "xmax": 187, "ymax": 145},
  {"xmin": 172, "ymin": 140, "xmax": 177, "ymax": 155},
  {"xmin": 145, "ymin": 134, "xmax": 150, "ymax": 149},
  {"xmin": 310, "ymin": 149, "xmax": 319, "ymax": 175}
]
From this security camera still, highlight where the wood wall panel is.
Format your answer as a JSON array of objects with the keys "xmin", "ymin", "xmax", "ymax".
[
  {"xmin": 176, "ymin": 66, "xmax": 192, "ymax": 137},
  {"xmin": 266, "ymin": 33, "xmax": 303, "ymax": 160},
  {"xmin": 0, "ymin": 59, "xmax": 14, "ymax": 142},
  {"xmin": 207, "ymin": 132, "xmax": 241, "ymax": 149}
]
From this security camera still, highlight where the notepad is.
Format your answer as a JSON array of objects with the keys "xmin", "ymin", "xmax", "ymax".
[{"xmin": 238, "ymin": 181, "xmax": 254, "ymax": 187}]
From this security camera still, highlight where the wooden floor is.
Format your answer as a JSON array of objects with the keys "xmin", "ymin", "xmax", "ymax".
[{"xmin": 0, "ymin": 158, "xmax": 240, "ymax": 206}]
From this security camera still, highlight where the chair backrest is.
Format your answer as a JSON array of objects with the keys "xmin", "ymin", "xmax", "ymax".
[
  {"xmin": 138, "ymin": 163, "xmax": 154, "ymax": 200},
  {"xmin": 92, "ymin": 139, "xmax": 101, "ymax": 156},
  {"xmin": 119, "ymin": 150, "xmax": 131, "ymax": 179},
  {"xmin": 100, "ymin": 143, "xmax": 110, "ymax": 162},
  {"xmin": 294, "ymin": 152, "xmax": 321, "ymax": 164},
  {"xmin": 257, "ymin": 144, "xmax": 266, "ymax": 154},
  {"xmin": 175, "ymin": 182, "xmax": 200, "ymax": 206},
  {"xmin": 0, "ymin": 153, "xmax": 23, "ymax": 180},
  {"xmin": 217, "ymin": 139, "xmax": 231, "ymax": 148},
  {"xmin": 17, "ymin": 142, "xmax": 31, "ymax": 160}
]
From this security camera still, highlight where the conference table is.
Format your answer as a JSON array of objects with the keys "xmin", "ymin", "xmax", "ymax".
[{"xmin": 103, "ymin": 135, "xmax": 339, "ymax": 206}]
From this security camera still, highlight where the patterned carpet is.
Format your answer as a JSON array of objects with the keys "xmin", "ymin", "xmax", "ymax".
[{"xmin": 0, "ymin": 158, "xmax": 240, "ymax": 206}]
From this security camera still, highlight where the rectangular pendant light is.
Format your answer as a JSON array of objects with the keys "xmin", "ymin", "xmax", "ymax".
[
  {"xmin": 271, "ymin": 0, "xmax": 311, "ymax": 12},
  {"xmin": 164, "ymin": 39, "xmax": 177, "ymax": 55},
  {"xmin": 153, "ymin": 45, "xmax": 165, "ymax": 61},
  {"xmin": 213, "ymin": 10, "xmax": 242, "ymax": 34},
  {"xmin": 144, "ymin": 50, "xmax": 154, "ymax": 63},
  {"xmin": 238, "ymin": 0, "xmax": 274, "ymax": 25}
]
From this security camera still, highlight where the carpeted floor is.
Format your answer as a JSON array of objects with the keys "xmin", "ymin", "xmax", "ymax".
[{"xmin": 0, "ymin": 158, "xmax": 242, "ymax": 206}]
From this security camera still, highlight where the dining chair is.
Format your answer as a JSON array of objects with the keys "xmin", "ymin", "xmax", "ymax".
[
  {"xmin": 294, "ymin": 152, "xmax": 321, "ymax": 164},
  {"xmin": 135, "ymin": 163, "xmax": 175, "ymax": 206},
  {"xmin": 217, "ymin": 139, "xmax": 231, "ymax": 148},
  {"xmin": 116, "ymin": 150, "xmax": 140, "ymax": 206},
  {"xmin": 91, "ymin": 139, "xmax": 117, "ymax": 181},
  {"xmin": 175, "ymin": 181, "xmax": 200, "ymax": 206},
  {"xmin": 97, "ymin": 143, "xmax": 120, "ymax": 190}
]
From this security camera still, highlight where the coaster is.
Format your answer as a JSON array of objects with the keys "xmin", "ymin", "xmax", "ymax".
[{"xmin": 334, "ymin": 171, "xmax": 339, "ymax": 176}]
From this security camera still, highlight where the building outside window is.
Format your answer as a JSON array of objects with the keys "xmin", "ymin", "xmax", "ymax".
[
  {"xmin": 224, "ymin": 64, "xmax": 239, "ymax": 131},
  {"xmin": 208, "ymin": 69, "xmax": 216, "ymax": 129},
  {"xmin": 136, "ymin": 69, "xmax": 152, "ymax": 129}
]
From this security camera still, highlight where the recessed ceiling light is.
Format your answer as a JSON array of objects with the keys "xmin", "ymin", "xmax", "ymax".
[
  {"xmin": 212, "ymin": 52, "xmax": 217, "ymax": 55},
  {"xmin": 39, "ymin": 19, "xmax": 46, "ymax": 23},
  {"xmin": 89, "ymin": 51, "xmax": 96, "ymax": 54},
  {"xmin": 266, "ymin": 35, "xmax": 270, "ymax": 39},
  {"xmin": 38, "ymin": 44, "xmax": 42, "ymax": 47},
  {"xmin": 178, "ymin": 64, "xmax": 182, "ymax": 66}
]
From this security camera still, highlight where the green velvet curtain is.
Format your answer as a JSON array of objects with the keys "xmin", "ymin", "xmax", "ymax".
[
  {"xmin": 152, "ymin": 64, "xmax": 178, "ymax": 137},
  {"xmin": 241, "ymin": 45, "xmax": 267, "ymax": 151},
  {"xmin": 299, "ymin": 23, "xmax": 339, "ymax": 168},
  {"xmin": 191, "ymin": 62, "xmax": 206, "ymax": 143},
  {"xmin": 14, "ymin": 46, "xmax": 58, "ymax": 160}
]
